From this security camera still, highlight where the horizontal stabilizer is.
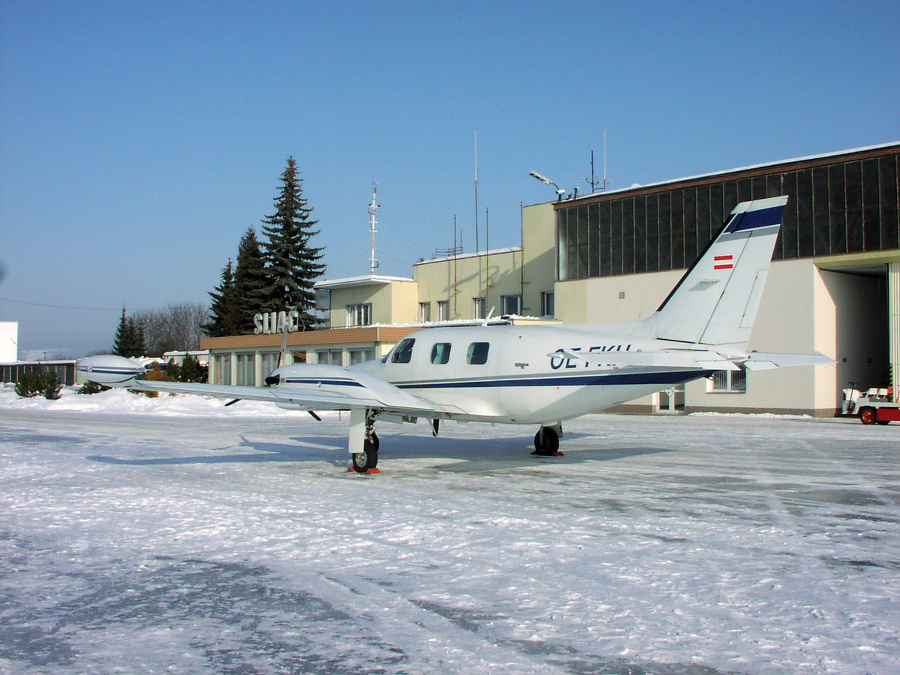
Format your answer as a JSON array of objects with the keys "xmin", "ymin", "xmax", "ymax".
[
  {"xmin": 552, "ymin": 348, "xmax": 739, "ymax": 371},
  {"xmin": 742, "ymin": 352, "xmax": 834, "ymax": 371},
  {"xmin": 553, "ymin": 347, "xmax": 832, "ymax": 373}
]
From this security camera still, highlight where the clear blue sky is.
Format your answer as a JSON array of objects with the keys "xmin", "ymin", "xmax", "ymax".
[{"xmin": 2, "ymin": 0, "xmax": 898, "ymax": 357}]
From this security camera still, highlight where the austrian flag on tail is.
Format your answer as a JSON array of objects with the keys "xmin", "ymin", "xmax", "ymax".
[{"xmin": 714, "ymin": 255, "xmax": 734, "ymax": 270}]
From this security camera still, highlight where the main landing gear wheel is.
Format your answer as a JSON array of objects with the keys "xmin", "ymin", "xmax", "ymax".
[
  {"xmin": 352, "ymin": 436, "xmax": 379, "ymax": 473},
  {"xmin": 533, "ymin": 426, "xmax": 562, "ymax": 456}
]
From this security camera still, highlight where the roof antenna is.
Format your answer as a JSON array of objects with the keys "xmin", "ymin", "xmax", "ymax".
[
  {"xmin": 369, "ymin": 184, "xmax": 379, "ymax": 275},
  {"xmin": 587, "ymin": 131, "xmax": 608, "ymax": 193}
]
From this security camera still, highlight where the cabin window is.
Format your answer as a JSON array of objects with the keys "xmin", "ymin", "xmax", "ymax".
[
  {"xmin": 391, "ymin": 338, "xmax": 416, "ymax": 364},
  {"xmin": 430, "ymin": 343, "xmax": 452, "ymax": 364},
  {"xmin": 467, "ymin": 342, "xmax": 490, "ymax": 365}
]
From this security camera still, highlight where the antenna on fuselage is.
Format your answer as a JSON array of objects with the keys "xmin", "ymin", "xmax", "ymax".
[{"xmin": 481, "ymin": 307, "xmax": 495, "ymax": 326}]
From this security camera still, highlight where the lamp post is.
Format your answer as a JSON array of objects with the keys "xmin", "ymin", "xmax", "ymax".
[{"xmin": 529, "ymin": 171, "xmax": 566, "ymax": 201}]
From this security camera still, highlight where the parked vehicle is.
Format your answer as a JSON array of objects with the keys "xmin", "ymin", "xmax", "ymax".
[{"xmin": 841, "ymin": 384, "xmax": 900, "ymax": 425}]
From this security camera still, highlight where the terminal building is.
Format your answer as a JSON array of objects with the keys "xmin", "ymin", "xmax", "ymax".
[{"xmin": 201, "ymin": 142, "xmax": 900, "ymax": 416}]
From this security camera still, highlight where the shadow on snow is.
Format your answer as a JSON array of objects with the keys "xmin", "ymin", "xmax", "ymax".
[{"xmin": 85, "ymin": 426, "xmax": 673, "ymax": 473}]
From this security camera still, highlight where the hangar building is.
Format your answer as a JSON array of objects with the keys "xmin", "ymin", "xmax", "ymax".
[{"xmin": 201, "ymin": 142, "xmax": 899, "ymax": 416}]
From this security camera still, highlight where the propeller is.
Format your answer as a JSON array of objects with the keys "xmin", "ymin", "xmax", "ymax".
[
  {"xmin": 224, "ymin": 310, "xmax": 292, "ymax": 407},
  {"xmin": 276, "ymin": 312, "xmax": 290, "ymax": 368}
]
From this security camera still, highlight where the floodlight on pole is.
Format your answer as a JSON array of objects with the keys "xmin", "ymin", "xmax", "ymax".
[{"xmin": 529, "ymin": 171, "xmax": 566, "ymax": 200}]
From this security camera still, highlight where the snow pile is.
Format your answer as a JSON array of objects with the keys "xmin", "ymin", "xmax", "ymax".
[{"xmin": 0, "ymin": 382, "xmax": 301, "ymax": 417}]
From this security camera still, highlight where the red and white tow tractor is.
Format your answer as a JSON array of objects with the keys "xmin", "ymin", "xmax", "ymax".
[{"xmin": 841, "ymin": 384, "xmax": 900, "ymax": 425}]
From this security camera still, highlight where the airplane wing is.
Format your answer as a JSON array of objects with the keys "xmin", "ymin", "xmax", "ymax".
[
  {"xmin": 78, "ymin": 355, "xmax": 454, "ymax": 415},
  {"xmin": 126, "ymin": 380, "xmax": 387, "ymax": 409}
]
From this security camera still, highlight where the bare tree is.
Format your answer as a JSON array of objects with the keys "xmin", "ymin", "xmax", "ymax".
[{"xmin": 134, "ymin": 303, "xmax": 210, "ymax": 357}]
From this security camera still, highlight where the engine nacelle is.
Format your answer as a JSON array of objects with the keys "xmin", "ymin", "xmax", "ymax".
[{"xmin": 77, "ymin": 355, "xmax": 145, "ymax": 386}]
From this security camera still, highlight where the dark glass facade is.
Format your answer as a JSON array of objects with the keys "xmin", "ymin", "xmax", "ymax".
[{"xmin": 557, "ymin": 146, "xmax": 900, "ymax": 281}]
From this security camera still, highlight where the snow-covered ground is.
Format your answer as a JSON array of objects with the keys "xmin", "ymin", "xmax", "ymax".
[{"xmin": 2, "ymin": 384, "xmax": 899, "ymax": 674}]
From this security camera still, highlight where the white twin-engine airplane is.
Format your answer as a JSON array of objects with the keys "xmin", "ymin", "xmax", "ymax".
[{"xmin": 80, "ymin": 196, "xmax": 829, "ymax": 473}]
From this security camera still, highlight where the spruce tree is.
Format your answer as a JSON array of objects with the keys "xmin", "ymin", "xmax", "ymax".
[
  {"xmin": 179, "ymin": 354, "xmax": 205, "ymax": 383},
  {"xmin": 205, "ymin": 259, "xmax": 241, "ymax": 337},
  {"xmin": 260, "ymin": 157, "xmax": 325, "ymax": 328},
  {"xmin": 233, "ymin": 226, "xmax": 269, "ymax": 333},
  {"xmin": 112, "ymin": 307, "xmax": 146, "ymax": 357}
]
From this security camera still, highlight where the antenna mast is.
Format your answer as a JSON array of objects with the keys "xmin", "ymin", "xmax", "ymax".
[
  {"xmin": 603, "ymin": 129, "xmax": 608, "ymax": 190},
  {"xmin": 587, "ymin": 131, "xmax": 609, "ymax": 193},
  {"xmin": 368, "ymin": 184, "xmax": 379, "ymax": 275}
]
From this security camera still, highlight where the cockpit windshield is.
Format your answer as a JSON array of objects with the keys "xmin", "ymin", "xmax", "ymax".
[{"xmin": 390, "ymin": 338, "xmax": 416, "ymax": 364}]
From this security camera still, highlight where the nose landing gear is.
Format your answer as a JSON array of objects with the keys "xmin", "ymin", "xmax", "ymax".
[
  {"xmin": 349, "ymin": 409, "xmax": 381, "ymax": 474},
  {"xmin": 351, "ymin": 431, "xmax": 380, "ymax": 473}
]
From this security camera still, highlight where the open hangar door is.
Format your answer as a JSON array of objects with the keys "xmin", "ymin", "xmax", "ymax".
[{"xmin": 821, "ymin": 265, "xmax": 892, "ymax": 403}]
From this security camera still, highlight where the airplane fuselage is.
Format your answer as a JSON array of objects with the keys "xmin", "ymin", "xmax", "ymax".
[
  {"xmin": 350, "ymin": 324, "xmax": 713, "ymax": 425},
  {"xmin": 78, "ymin": 197, "xmax": 804, "ymax": 471}
]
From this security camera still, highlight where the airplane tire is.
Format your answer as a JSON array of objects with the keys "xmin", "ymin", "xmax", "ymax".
[
  {"xmin": 533, "ymin": 427, "xmax": 560, "ymax": 455},
  {"xmin": 859, "ymin": 407, "xmax": 877, "ymax": 425},
  {"xmin": 352, "ymin": 439, "xmax": 379, "ymax": 472}
]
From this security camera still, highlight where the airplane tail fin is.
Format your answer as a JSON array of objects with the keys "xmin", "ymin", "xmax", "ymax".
[{"xmin": 646, "ymin": 196, "xmax": 788, "ymax": 347}]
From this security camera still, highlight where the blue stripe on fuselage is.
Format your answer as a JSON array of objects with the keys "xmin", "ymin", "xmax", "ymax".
[
  {"xmin": 394, "ymin": 369, "xmax": 714, "ymax": 390},
  {"xmin": 77, "ymin": 367, "xmax": 141, "ymax": 376}
]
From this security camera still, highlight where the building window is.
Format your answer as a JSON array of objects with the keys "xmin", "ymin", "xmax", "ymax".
[
  {"xmin": 710, "ymin": 367, "xmax": 747, "ymax": 393},
  {"xmin": 349, "ymin": 349, "xmax": 375, "ymax": 365},
  {"xmin": 554, "ymin": 149, "xmax": 900, "ymax": 280},
  {"xmin": 236, "ymin": 353, "xmax": 255, "ymax": 386},
  {"xmin": 501, "ymin": 295, "xmax": 522, "ymax": 316},
  {"xmin": 317, "ymin": 349, "xmax": 344, "ymax": 366},
  {"xmin": 213, "ymin": 354, "xmax": 231, "ymax": 384},
  {"xmin": 430, "ymin": 342, "xmax": 452, "ymax": 364},
  {"xmin": 467, "ymin": 342, "xmax": 490, "ymax": 365},
  {"xmin": 541, "ymin": 291, "xmax": 555, "ymax": 318},
  {"xmin": 418, "ymin": 302, "xmax": 431, "ymax": 323},
  {"xmin": 347, "ymin": 304, "xmax": 372, "ymax": 327},
  {"xmin": 437, "ymin": 300, "xmax": 449, "ymax": 322},
  {"xmin": 473, "ymin": 297, "xmax": 486, "ymax": 320},
  {"xmin": 391, "ymin": 338, "xmax": 415, "ymax": 364},
  {"xmin": 261, "ymin": 351, "xmax": 279, "ymax": 375}
]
